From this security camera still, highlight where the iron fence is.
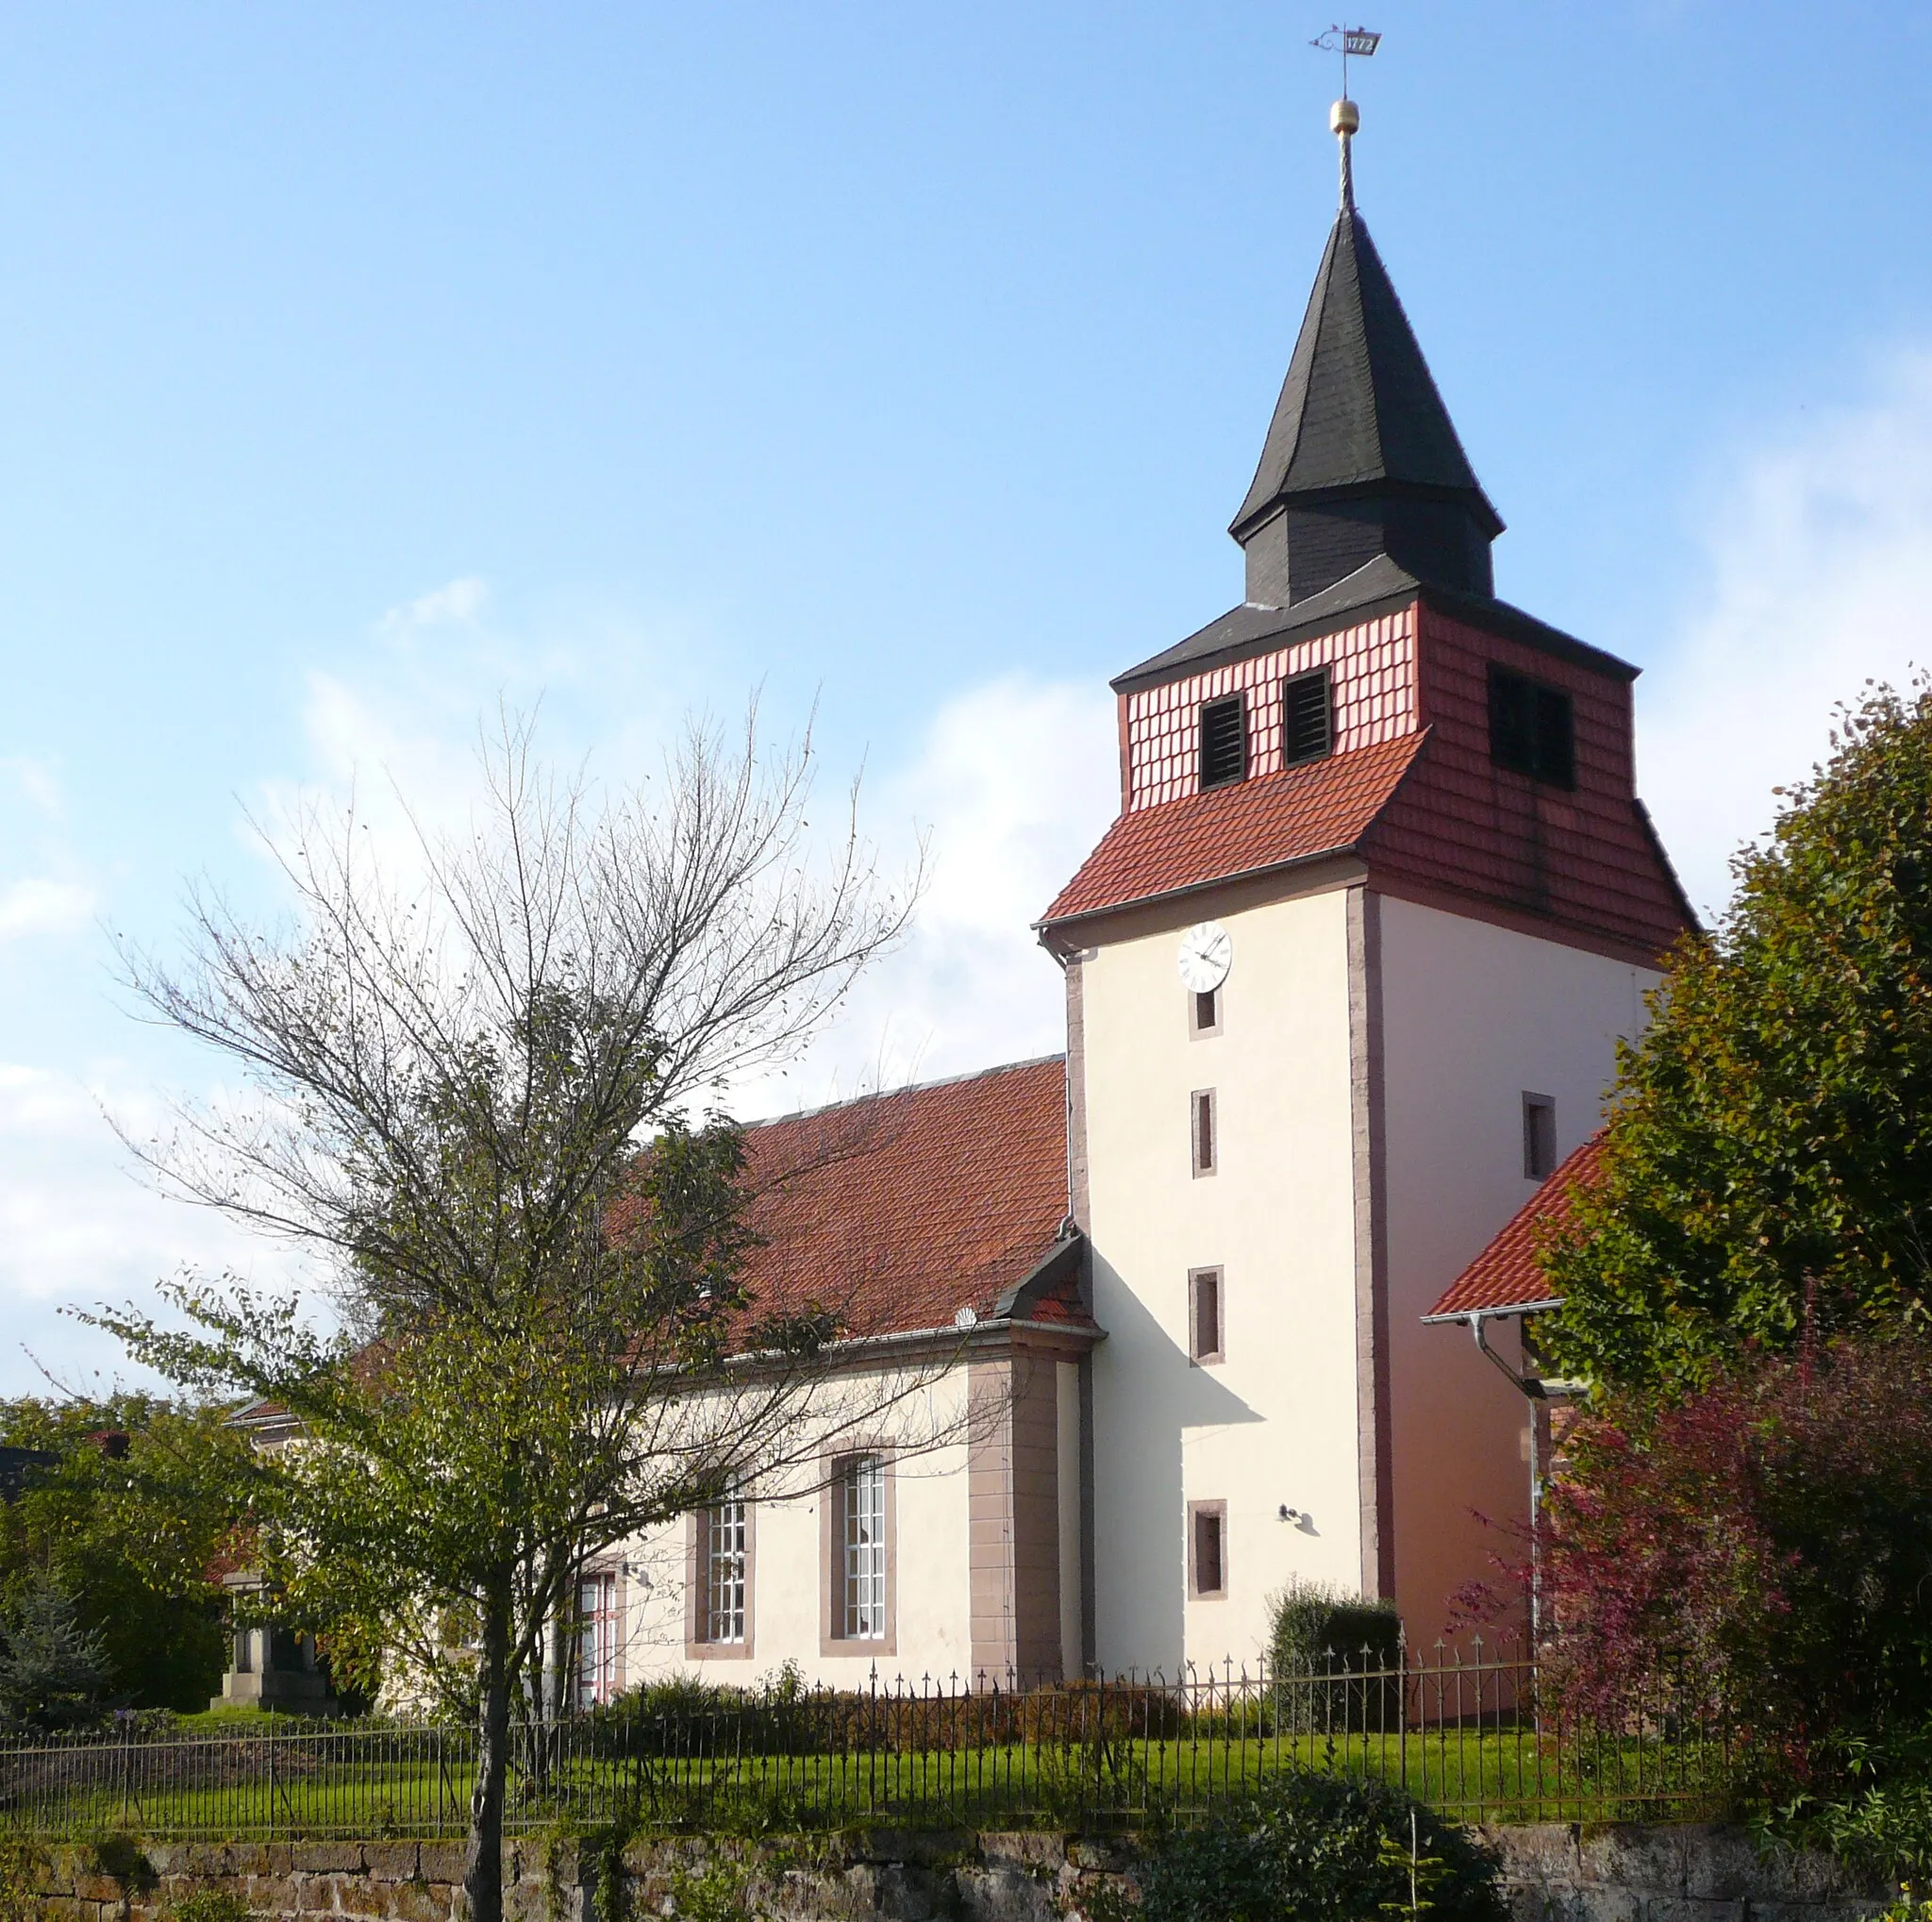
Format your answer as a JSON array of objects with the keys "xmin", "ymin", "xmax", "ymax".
[{"xmin": 0, "ymin": 1642, "xmax": 1732, "ymax": 1840}]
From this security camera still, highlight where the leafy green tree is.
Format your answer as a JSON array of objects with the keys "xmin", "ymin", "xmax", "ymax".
[
  {"xmin": 0, "ymin": 1395, "xmax": 249, "ymax": 1713},
  {"xmin": 90, "ymin": 716, "xmax": 930, "ymax": 1922},
  {"xmin": 1542, "ymin": 680, "xmax": 1932, "ymax": 1391}
]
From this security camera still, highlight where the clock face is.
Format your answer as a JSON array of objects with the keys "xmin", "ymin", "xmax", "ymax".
[{"xmin": 1177, "ymin": 921, "xmax": 1233, "ymax": 994}]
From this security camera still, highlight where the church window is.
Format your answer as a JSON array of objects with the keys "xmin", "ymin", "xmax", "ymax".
[
  {"xmin": 1191, "ymin": 987, "xmax": 1221, "ymax": 1037},
  {"xmin": 575, "ymin": 1569, "xmax": 621, "ymax": 1708},
  {"xmin": 836, "ymin": 1454, "xmax": 888, "ymax": 1640},
  {"xmin": 1191, "ymin": 1090, "xmax": 1217, "ymax": 1177},
  {"xmin": 1190, "ymin": 1268, "xmax": 1224, "ymax": 1364},
  {"xmin": 1198, "ymin": 694, "xmax": 1248, "ymax": 790},
  {"xmin": 1522, "ymin": 1093, "xmax": 1557, "ymax": 1181},
  {"xmin": 695, "ymin": 1489, "xmax": 748, "ymax": 1646},
  {"xmin": 1488, "ymin": 666, "xmax": 1575, "ymax": 788},
  {"xmin": 1188, "ymin": 1500, "xmax": 1227, "ymax": 1599},
  {"xmin": 1282, "ymin": 667, "xmax": 1333, "ymax": 764}
]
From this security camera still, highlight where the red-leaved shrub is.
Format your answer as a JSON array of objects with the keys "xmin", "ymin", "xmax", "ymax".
[{"xmin": 1537, "ymin": 1331, "xmax": 1932, "ymax": 1788}]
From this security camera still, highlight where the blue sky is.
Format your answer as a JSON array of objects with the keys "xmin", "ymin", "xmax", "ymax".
[{"xmin": 5, "ymin": 1, "xmax": 1932, "ymax": 1390}]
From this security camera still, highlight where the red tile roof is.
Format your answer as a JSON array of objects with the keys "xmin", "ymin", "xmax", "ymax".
[
  {"xmin": 1425, "ymin": 1133, "xmax": 1606, "ymax": 1319},
  {"xmin": 734, "ymin": 1056, "xmax": 1086, "ymax": 1342},
  {"xmin": 1040, "ymin": 732, "xmax": 1426, "ymax": 927},
  {"xmin": 1364, "ymin": 607, "xmax": 1695, "ymax": 958},
  {"xmin": 1041, "ymin": 595, "xmax": 1695, "ymax": 961}
]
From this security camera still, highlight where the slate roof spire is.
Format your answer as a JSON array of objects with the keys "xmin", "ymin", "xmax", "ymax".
[{"xmin": 1231, "ymin": 96, "xmax": 1504, "ymax": 610}]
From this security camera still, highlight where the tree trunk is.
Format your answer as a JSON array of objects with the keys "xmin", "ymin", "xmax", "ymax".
[{"xmin": 463, "ymin": 1586, "xmax": 514, "ymax": 1922}]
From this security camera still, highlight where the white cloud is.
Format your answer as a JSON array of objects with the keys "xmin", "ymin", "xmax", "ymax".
[
  {"xmin": 378, "ymin": 575, "xmax": 491, "ymax": 635},
  {"xmin": 733, "ymin": 675, "xmax": 1120, "ymax": 1117},
  {"xmin": 0, "ymin": 1060, "xmax": 301, "ymax": 1396},
  {"xmin": 0, "ymin": 876, "xmax": 96, "ymax": 942},
  {"xmin": 1, "ymin": 757, "xmax": 64, "ymax": 817},
  {"xmin": 1642, "ymin": 349, "xmax": 1932, "ymax": 917}
]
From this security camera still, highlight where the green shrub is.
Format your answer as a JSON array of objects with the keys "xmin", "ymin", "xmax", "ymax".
[
  {"xmin": 1133, "ymin": 1769, "xmax": 1504, "ymax": 1922},
  {"xmin": 1266, "ymin": 1581, "xmax": 1402, "ymax": 1673},
  {"xmin": 1859, "ymin": 1891, "xmax": 1932, "ymax": 1922},
  {"xmin": 1768, "ymin": 1723, "xmax": 1932, "ymax": 1887},
  {"xmin": 1265, "ymin": 1582, "xmax": 1403, "ymax": 1734}
]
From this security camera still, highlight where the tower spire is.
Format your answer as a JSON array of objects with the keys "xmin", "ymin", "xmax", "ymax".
[{"xmin": 1228, "ymin": 28, "xmax": 1502, "ymax": 612}]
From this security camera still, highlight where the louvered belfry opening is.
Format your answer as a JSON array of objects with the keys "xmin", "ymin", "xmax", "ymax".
[
  {"xmin": 1198, "ymin": 694, "xmax": 1248, "ymax": 790},
  {"xmin": 1282, "ymin": 667, "xmax": 1333, "ymax": 765},
  {"xmin": 1487, "ymin": 664, "xmax": 1575, "ymax": 789}
]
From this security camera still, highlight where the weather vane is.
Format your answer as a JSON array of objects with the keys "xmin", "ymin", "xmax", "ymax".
[
  {"xmin": 1310, "ymin": 24, "xmax": 1381, "ymax": 96},
  {"xmin": 1309, "ymin": 25, "xmax": 1379, "ymax": 211}
]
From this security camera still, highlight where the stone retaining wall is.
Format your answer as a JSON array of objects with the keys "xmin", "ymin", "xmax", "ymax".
[
  {"xmin": 18, "ymin": 1823, "xmax": 1896, "ymax": 1922},
  {"xmin": 1486, "ymin": 1825, "xmax": 1891, "ymax": 1922}
]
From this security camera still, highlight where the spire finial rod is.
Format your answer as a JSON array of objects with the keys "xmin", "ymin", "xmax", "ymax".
[
  {"xmin": 1310, "ymin": 25, "xmax": 1379, "ymax": 213},
  {"xmin": 1331, "ymin": 96, "xmax": 1359, "ymax": 210}
]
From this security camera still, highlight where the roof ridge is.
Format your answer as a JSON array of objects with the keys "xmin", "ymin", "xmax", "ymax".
[{"xmin": 742, "ymin": 1053, "xmax": 1066, "ymax": 1133}]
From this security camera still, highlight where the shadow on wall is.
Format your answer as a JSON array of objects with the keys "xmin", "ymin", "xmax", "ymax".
[{"xmin": 1088, "ymin": 1250, "xmax": 1260, "ymax": 1672}]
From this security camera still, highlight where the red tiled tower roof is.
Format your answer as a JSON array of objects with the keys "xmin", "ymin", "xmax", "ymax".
[
  {"xmin": 1039, "ymin": 591, "xmax": 1695, "ymax": 965},
  {"xmin": 1041, "ymin": 732, "xmax": 1424, "ymax": 925},
  {"xmin": 1424, "ymin": 1132, "xmax": 1606, "ymax": 1319}
]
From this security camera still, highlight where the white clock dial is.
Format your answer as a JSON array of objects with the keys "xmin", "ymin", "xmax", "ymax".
[{"xmin": 1177, "ymin": 921, "xmax": 1233, "ymax": 994}]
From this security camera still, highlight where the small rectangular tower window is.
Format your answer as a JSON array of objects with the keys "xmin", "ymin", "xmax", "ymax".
[
  {"xmin": 1189, "ymin": 1268, "xmax": 1224, "ymax": 1364},
  {"xmin": 1191, "ymin": 987, "xmax": 1222, "ymax": 1037},
  {"xmin": 1522, "ymin": 1093, "xmax": 1557, "ymax": 1181},
  {"xmin": 1488, "ymin": 665, "xmax": 1575, "ymax": 788},
  {"xmin": 1191, "ymin": 1089, "xmax": 1217, "ymax": 1177},
  {"xmin": 1198, "ymin": 694, "xmax": 1248, "ymax": 790},
  {"xmin": 1189, "ymin": 1500, "xmax": 1227, "ymax": 1599},
  {"xmin": 1282, "ymin": 667, "xmax": 1333, "ymax": 764}
]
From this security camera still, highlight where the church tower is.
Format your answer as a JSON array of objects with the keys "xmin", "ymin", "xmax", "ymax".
[{"xmin": 1038, "ymin": 97, "xmax": 1692, "ymax": 1668}]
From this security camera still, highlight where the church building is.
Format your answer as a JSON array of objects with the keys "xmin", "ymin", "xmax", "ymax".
[{"xmin": 607, "ymin": 99, "xmax": 1696, "ymax": 1696}]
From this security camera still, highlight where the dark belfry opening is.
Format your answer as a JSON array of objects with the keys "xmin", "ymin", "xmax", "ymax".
[
  {"xmin": 1198, "ymin": 694, "xmax": 1248, "ymax": 790},
  {"xmin": 1283, "ymin": 667, "xmax": 1333, "ymax": 764},
  {"xmin": 1488, "ymin": 665, "xmax": 1575, "ymax": 789}
]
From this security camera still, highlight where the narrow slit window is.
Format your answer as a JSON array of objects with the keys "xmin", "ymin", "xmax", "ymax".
[
  {"xmin": 1488, "ymin": 665, "xmax": 1575, "ymax": 789},
  {"xmin": 1282, "ymin": 667, "xmax": 1332, "ymax": 765},
  {"xmin": 1191, "ymin": 1090, "xmax": 1217, "ymax": 1177},
  {"xmin": 1190, "ymin": 1268, "xmax": 1224, "ymax": 1364},
  {"xmin": 1191, "ymin": 987, "xmax": 1221, "ymax": 1037},
  {"xmin": 1198, "ymin": 694, "xmax": 1248, "ymax": 790},
  {"xmin": 1189, "ymin": 1501, "xmax": 1227, "ymax": 1598},
  {"xmin": 1523, "ymin": 1093, "xmax": 1557, "ymax": 1181}
]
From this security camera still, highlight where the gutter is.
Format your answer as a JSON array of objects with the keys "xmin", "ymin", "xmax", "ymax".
[
  {"xmin": 1036, "ymin": 844, "xmax": 1369, "ymax": 942},
  {"xmin": 1422, "ymin": 1302, "xmax": 1585, "ymax": 1401}
]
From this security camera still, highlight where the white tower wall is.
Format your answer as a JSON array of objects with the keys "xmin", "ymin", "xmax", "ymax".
[{"xmin": 1079, "ymin": 878, "xmax": 1366, "ymax": 1675}]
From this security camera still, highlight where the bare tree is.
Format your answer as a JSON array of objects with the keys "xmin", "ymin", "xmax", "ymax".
[{"xmin": 90, "ymin": 709, "xmax": 939, "ymax": 1922}]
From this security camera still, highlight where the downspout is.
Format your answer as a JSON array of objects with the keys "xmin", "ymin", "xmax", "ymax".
[{"xmin": 1461, "ymin": 1310, "xmax": 1583, "ymax": 1646}]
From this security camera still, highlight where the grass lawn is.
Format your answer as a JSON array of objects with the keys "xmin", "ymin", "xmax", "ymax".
[{"xmin": 0, "ymin": 1725, "xmax": 1732, "ymax": 1841}]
